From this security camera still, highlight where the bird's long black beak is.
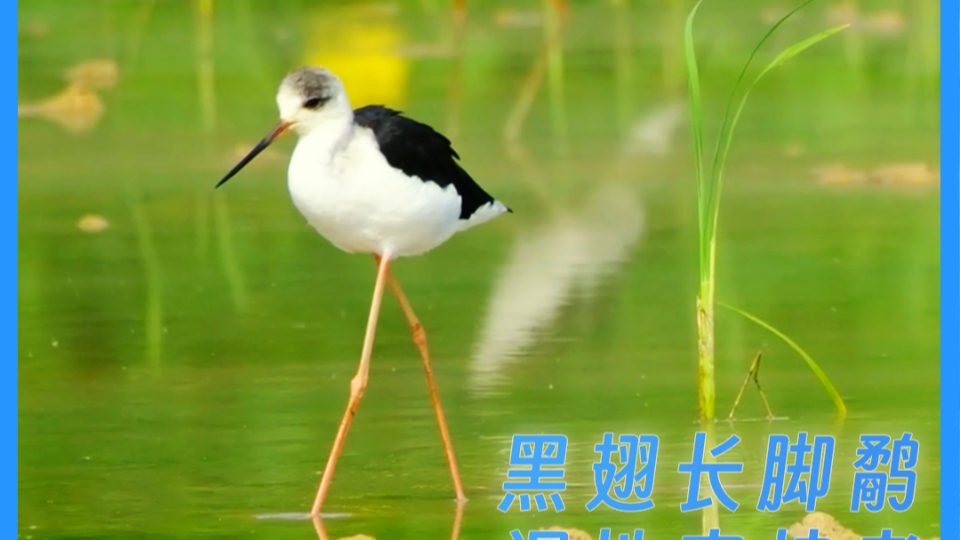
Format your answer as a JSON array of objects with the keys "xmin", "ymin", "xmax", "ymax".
[{"xmin": 216, "ymin": 121, "xmax": 291, "ymax": 188}]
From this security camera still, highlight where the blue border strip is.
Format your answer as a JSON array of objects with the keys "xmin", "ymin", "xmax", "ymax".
[
  {"xmin": 11, "ymin": 0, "xmax": 19, "ymax": 528},
  {"xmin": 939, "ymin": 0, "xmax": 958, "ymax": 535}
]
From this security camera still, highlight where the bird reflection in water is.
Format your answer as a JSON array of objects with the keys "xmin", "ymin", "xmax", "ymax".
[
  {"xmin": 475, "ymin": 21, "xmax": 684, "ymax": 393},
  {"xmin": 469, "ymin": 183, "xmax": 644, "ymax": 394}
]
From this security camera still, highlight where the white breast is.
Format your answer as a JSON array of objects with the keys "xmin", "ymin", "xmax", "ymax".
[{"xmin": 287, "ymin": 125, "xmax": 465, "ymax": 258}]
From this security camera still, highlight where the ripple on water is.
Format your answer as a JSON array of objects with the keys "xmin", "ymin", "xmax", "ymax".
[{"xmin": 255, "ymin": 512, "xmax": 352, "ymax": 520}]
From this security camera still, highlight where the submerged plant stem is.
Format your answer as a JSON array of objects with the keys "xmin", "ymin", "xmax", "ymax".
[
  {"xmin": 697, "ymin": 241, "xmax": 716, "ymax": 419},
  {"xmin": 214, "ymin": 193, "xmax": 250, "ymax": 312},
  {"xmin": 543, "ymin": 0, "xmax": 567, "ymax": 154},
  {"xmin": 129, "ymin": 191, "xmax": 163, "ymax": 367}
]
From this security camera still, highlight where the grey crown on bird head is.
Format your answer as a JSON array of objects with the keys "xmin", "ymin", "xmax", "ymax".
[{"xmin": 283, "ymin": 66, "xmax": 337, "ymax": 108}]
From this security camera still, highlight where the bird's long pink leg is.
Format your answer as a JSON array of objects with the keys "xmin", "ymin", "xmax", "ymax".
[
  {"xmin": 373, "ymin": 255, "xmax": 467, "ymax": 503},
  {"xmin": 450, "ymin": 500, "xmax": 466, "ymax": 540},
  {"xmin": 310, "ymin": 255, "xmax": 390, "ymax": 516},
  {"xmin": 311, "ymin": 515, "xmax": 330, "ymax": 540}
]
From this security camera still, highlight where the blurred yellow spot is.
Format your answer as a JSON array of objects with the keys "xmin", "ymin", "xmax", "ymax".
[
  {"xmin": 813, "ymin": 163, "xmax": 866, "ymax": 186},
  {"xmin": 760, "ymin": 5, "xmax": 789, "ymax": 25},
  {"xmin": 787, "ymin": 512, "xmax": 860, "ymax": 540},
  {"xmin": 814, "ymin": 162, "xmax": 940, "ymax": 188},
  {"xmin": 541, "ymin": 527, "xmax": 593, "ymax": 540},
  {"xmin": 788, "ymin": 512, "xmax": 940, "ymax": 540},
  {"xmin": 77, "ymin": 214, "xmax": 109, "ymax": 234},
  {"xmin": 871, "ymin": 162, "xmax": 939, "ymax": 187},
  {"xmin": 301, "ymin": 5, "xmax": 409, "ymax": 108},
  {"xmin": 862, "ymin": 9, "xmax": 905, "ymax": 37},
  {"xmin": 67, "ymin": 59, "xmax": 119, "ymax": 90},
  {"xmin": 827, "ymin": 1, "xmax": 858, "ymax": 26},
  {"xmin": 22, "ymin": 20, "xmax": 48, "ymax": 37},
  {"xmin": 20, "ymin": 58, "xmax": 119, "ymax": 134},
  {"xmin": 827, "ymin": 2, "xmax": 905, "ymax": 37},
  {"xmin": 19, "ymin": 83, "xmax": 104, "ymax": 134},
  {"xmin": 782, "ymin": 142, "xmax": 806, "ymax": 158}
]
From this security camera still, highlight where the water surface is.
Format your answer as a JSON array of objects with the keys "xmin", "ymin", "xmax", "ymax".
[{"xmin": 19, "ymin": 1, "xmax": 940, "ymax": 539}]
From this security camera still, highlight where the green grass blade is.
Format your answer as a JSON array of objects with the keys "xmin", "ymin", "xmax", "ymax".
[
  {"xmin": 683, "ymin": 0, "xmax": 706, "ymax": 280},
  {"xmin": 710, "ymin": 0, "xmax": 818, "ymax": 186},
  {"xmin": 708, "ymin": 24, "xmax": 849, "ymax": 242},
  {"xmin": 756, "ymin": 24, "xmax": 850, "ymax": 75},
  {"xmin": 719, "ymin": 302, "xmax": 847, "ymax": 418}
]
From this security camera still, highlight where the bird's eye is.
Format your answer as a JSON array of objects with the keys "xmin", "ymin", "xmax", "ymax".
[{"xmin": 303, "ymin": 97, "xmax": 324, "ymax": 109}]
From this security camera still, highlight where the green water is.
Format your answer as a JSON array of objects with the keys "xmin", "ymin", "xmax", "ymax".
[{"xmin": 19, "ymin": 1, "xmax": 940, "ymax": 539}]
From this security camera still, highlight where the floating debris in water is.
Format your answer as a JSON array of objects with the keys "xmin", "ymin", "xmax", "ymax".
[
  {"xmin": 19, "ymin": 58, "xmax": 119, "ymax": 134},
  {"xmin": 813, "ymin": 164, "xmax": 867, "ymax": 186},
  {"xmin": 541, "ymin": 527, "xmax": 593, "ymax": 540},
  {"xmin": 870, "ymin": 162, "xmax": 940, "ymax": 187},
  {"xmin": 19, "ymin": 83, "xmax": 104, "ymax": 134},
  {"xmin": 786, "ymin": 511, "xmax": 940, "ymax": 540},
  {"xmin": 787, "ymin": 512, "xmax": 859, "ymax": 540},
  {"xmin": 66, "ymin": 59, "xmax": 119, "ymax": 89},
  {"xmin": 77, "ymin": 214, "xmax": 109, "ymax": 233},
  {"xmin": 814, "ymin": 162, "xmax": 939, "ymax": 188}
]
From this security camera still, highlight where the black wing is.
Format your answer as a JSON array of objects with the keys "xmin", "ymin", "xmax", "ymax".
[{"xmin": 353, "ymin": 105, "xmax": 497, "ymax": 220}]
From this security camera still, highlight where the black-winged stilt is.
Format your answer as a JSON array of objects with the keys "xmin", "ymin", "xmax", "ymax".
[{"xmin": 216, "ymin": 66, "xmax": 510, "ymax": 515}]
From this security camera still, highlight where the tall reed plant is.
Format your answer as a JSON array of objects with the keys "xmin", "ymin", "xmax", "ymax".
[{"xmin": 683, "ymin": 0, "xmax": 849, "ymax": 420}]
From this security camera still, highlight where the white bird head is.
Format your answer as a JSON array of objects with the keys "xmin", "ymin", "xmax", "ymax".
[
  {"xmin": 276, "ymin": 66, "xmax": 352, "ymax": 134},
  {"xmin": 216, "ymin": 66, "xmax": 351, "ymax": 189}
]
